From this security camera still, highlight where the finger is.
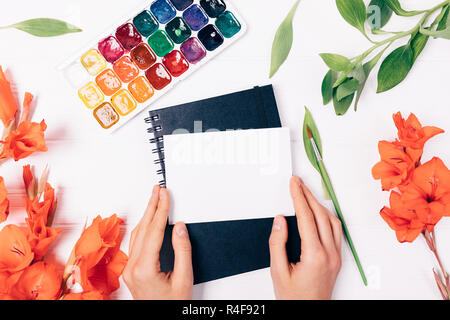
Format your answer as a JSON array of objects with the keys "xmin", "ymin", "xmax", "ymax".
[
  {"xmin": 143, "ymin": 188, "xmax": 171, "ymax": 264},
  {"xmin": 290, "ymin": 176, "xmax": 321, "ymax": 252},
  {"xmin": 128, "ymin": 186, "xmax": 160, "ymax": 261},
  {"xmin": 329, "ymin": 214, "xmax": 343, "ymax": 255},
  {"xmin": 301, "ymin": 183, "xmax": 336, "ymax": 253},
  {"xmin": 140, "ymin": 185, "xmax": 161, "ymax": 227},
  {"xmin": 152, "ymin": 188, "xmax": 170, "ymax": 235},
  {"xmin": 171, "ymin": 223, "xmax": 193, "ymax": 286},
  {"xmin": 129, "ymin": 227, "xmax": 137, "ymax": 256},
  {"xmin": 269, "ymin": 215, "xmax": 290, "ymax": 281}
]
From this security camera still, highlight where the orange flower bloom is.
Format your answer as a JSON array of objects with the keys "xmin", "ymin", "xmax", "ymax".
[
  {"xmin": 380, "ymin": 192, "xmax": 425, "ymax": 243},
  {"xmin": 393, "ymin": 112, "xmax": 444, "ymax": 150},
  {"xmin": 25, "ymin": 183, "xmax": 61, "ymax": 260},
  {"xmin": 0, "ymin": 270, "xmax": 22, "ymax": 297},
  {"xmin": 24, "ymin": 182, "xmax": 56, "ymax": 224},
  {"xmin": 67, "ymin": 215, "xmax": 128, "ymax": 296},
  {"xmin": 22, "ymin": 164, "xmax": 37, "ymax": 200},
  {"xmin": 88, "ymin": 249, "xmax": 128, "ymax": 295},
  {"xmin": 0, "ymin": 66, "xmax": 17, "ymax": 127},
  {"xmin": 372, "ymin": 141, "xmax": 416, "ymax": 191},
  {"xmin": 62, "ymin": 290, "xmax": 108, "ymax": 300},
  {"xmin": 0, "ymin": 177, "xmax": 9, "ymax": 223},
  {"xmin": 19, "ymin": 92, "xmax": 33, "ymax": 125},
  {"xmin": 0, "ymin": 120, "xmax": 47, "ymax": 161},
  {"xmin": 0, "ymin": 225, "xmax": 34, "ymax": 273},
  {"xmin": 401, "ymin": 157, "xmax": 450, "ymax": 220},
  {"xmin": 380, "ymin": 158, "xmax": 450, "ymax": 243},
  {"xmin": 11, "ymin": 261, "xmax": 62, "ymax": 300},
  {"xmin": 27, "ymin": 218, "xmax": 61, "ymax": 261}
]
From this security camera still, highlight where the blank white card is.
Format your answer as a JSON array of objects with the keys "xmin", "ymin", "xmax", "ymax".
[{"xmin": 164, "ymin": 128, "xmax": 294, "ymax": 224}]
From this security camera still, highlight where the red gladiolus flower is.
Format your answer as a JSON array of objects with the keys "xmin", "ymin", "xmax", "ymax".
[
  {"xmin": 0, "ymin": 225, "xmax": 34, "ymax": 273},
  {"xmin": 372, "ymin": 141, "xmax": 416, "ymax": 191},
  {"xmin": 375, "ymin": 112, "xmax": 450, "ymax": 299},
  {"xmin": 10, "ymin": 261, "xmax": 62, "ymax": 300},
  {"xmin": 24, "ymin": 183, "xmax": 61, "ymax": 260},
  {"xmin": 65, "ymin": 214, "xmax": 128, "ymax": 298},
  {"xmin": 380, "ymin": 192, "xmax": 427, "ymax": 243},
  {"xmin": 0, "ymin": 66, "xmax": 17, "ymax": 127},
  {"xmin": 0, "ymin": 120, "xmax": 47, "ymax": 161},
  {"xmin": 0, "ymin": 177, "xmax": 9, "ymax": 223},
  {"xmin": 401, "ymin": 157, "xmax": 450, "ymax": 221},
  {"xmin": 393, "ymin": 112, "xmax": 444, "ymax": 150}
]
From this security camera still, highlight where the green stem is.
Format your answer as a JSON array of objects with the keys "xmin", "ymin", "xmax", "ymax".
[
  {"xmin": 317, "ymin": 160, "xmax": 368, "ymax": 286},
  {"xmin": 430, "ymin": 4, "xmax": 449, "ymax": 28},
  {"xmin": 352, "ymin": 0, "xmax": 450, "ymax": 61},
  {"xmin": 402, "ymin": 10, "xmax": 428, "ymax": 17}
]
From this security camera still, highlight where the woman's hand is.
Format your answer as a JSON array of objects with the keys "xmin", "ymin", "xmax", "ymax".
[
  {"xmin": 269, "ymin": 176, "xmax": 343, "ymax": 300},
  {"xmin": 123, "ymin": 185, "xmax": 193, "ymax": 300}
]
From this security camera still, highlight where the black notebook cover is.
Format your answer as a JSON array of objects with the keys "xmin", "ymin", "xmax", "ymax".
[
  {"xmin": 160, "ymin": 217, "xmax": 301, "ymax": 284},
  {"xmin": 145, "ymin": 85, "xmax": 301, "ymax": 284}
]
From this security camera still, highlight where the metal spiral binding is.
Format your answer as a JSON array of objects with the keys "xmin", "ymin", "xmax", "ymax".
[
  {"xmin": 144, "ymin": 114, "xmax": 160, "ymax": 124},
  {"xmin": 146, "ymin": 112, "xmax": 166, "ymax": 187},
  {"xmin": 149, "ymin": 136, "xmax": 164, "ymax": 144},
  {"xmin": 147, "ymin": 125, "xmax": 162, "ymax": 134}
]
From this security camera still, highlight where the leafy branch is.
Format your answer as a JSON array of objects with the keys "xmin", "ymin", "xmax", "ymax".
[{"xmin": 321, "ymin": 0, "xmax": 450, "ymax": 115}]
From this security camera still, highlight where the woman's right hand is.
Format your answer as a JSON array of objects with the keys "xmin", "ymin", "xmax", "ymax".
[{"xmin": 269, "ymin": 176, "xmax": 343, "ymax": 300}]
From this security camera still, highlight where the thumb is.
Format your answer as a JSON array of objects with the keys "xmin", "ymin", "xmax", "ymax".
[
  {"xmin": 171, "ymin": 222, "xmax": 193, "ymax": 285},
  {"xmin": 269, "ymin": 215, "xmax": 290, "ymax": 281}
]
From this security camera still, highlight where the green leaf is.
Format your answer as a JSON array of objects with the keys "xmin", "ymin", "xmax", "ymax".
[
  {"xmin": 367, "ymin": 0, "xmax": 393, "ymax": 30},
  {"xmin": 420, "ymin": 27, "xmax": 450, "ymax": 40},
  {"xmin": 420, "ymin": 11, "xmax": 450, "ymax": 40},
  {"xmin": 5, "ymin": 18, "xmax": 82, "ymax": 37},
  {"xmin": 336, "ymin": 78, "xmax": 359, "ymax": 101},
  {"xmin": 437, "ymin": 6, "xmax": 450, "ymax": 31},
  {"xmin": 332, "ymin": 63, "xmax": 355, "ymax": 88},
  {"xmin": 377, "ymin": 45, "xmax": 413, "ymax": 93},
  {"xmin": 353, "ymin": 48, "xmax": 385, "ymax": 110},
  {"xmin": 410, "ymin": 31, "xmax": 429, "ymax": 62},
  {"xmin": 333, "ymin": 88, "xmax": 354, "ymax": 115},
  {"xmin": 269, "ymin": 0, "xmax": 301, "ymax": 78},
  {"xmin": 383, "ymin": 0, "xmax": 423, "ymax": 16},
  {"xmin": 321, "ymin": 70, "xmax": 337, "ymax": 105},
  {"xmin": 303, "ymin": 107, "xmax": 323, "ymax": 172},
  {"xmin": 322, "ymin": 179, "xmax": 331, "ymax": 200},
  {"xmin": 319, "ymin": 53, "xmax": 351, "ymax": 71},
  {"xmin": 336, "ymin": 0, "xmax": 367, "ymax": 34}
]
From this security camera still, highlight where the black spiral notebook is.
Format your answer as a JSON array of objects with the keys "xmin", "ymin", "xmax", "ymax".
[{"xmin": 144, "ymin": 85, "xmax": 301, "ymax": 284}]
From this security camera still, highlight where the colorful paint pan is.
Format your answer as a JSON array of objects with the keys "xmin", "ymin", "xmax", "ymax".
[
  {"xmin": 111, "ymin": 89, "xmax": 137, "ymax": 116},
  {"xmin": 170, "ymin": 0, "xmax": 194, "ymax": 11},
  {"xmin": 145, "ymin": 63, "xmax": 172, "ymax": 90},
  {"xmin": 94, "ymin": 102, "xmax": 120, "ymax": 129},
  {"xmin": 113, "ymin": 56, "xmax": 140, "ymax": 82},
  {"xmin": 95, "ymin": 69, "xmax": 122, "ymax": 96},
  {"xmin": 129, "ymin": 76, "xmax": 155, "ymax": 103},
  {"xmin": 61, "ymin": 0, "xmax": 246, "ymax": 132},
  {"xmin": 131, "ymin": 43, "xmax": 157, "ymax": 70}
]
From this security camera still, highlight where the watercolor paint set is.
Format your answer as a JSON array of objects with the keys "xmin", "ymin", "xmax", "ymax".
[{"xmin": 60, "ymin": 0, "xmax": 246, "ymax": 132}]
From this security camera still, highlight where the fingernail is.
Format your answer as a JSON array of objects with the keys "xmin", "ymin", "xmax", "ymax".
[
  {"xmin": 272, "ymin": 216, "xmax": 282, "ymax": 231},
  {"xmin": 175, "ymin": 224, "xmax": 187, "ymax": 237},
  {"xmin": 152, "ymin": 185, "xmax": 159, "ymax": 196}
]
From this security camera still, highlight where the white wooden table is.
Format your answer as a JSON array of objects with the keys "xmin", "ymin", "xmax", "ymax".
[{"xmin": 1, "ymin": 0, "xmax": 450, "ymax": 300}]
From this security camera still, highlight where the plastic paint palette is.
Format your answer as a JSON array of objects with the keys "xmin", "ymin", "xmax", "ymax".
[{"xmin": 60, "ymin": 0, "xmax": 246, "ymax": 132}]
